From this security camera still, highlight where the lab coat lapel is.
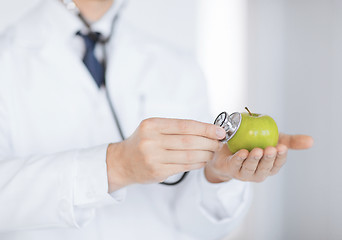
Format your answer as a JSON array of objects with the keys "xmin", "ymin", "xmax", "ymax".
[
  {"xmin": 41, "ymin": 42, "xmax": 101, "ymax": 99},
  {"xmin": 24, "ymin": 0, "xmax": 99, "ymax": 98}
]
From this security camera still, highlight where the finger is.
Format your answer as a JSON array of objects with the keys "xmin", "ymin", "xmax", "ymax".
[
  {"xmin": 160, "ymin": 134, "xmax": 221, "ymax": 152},
  {"xmin": 162, "ymin": 150, "xmax": 215, "ymax": 164},
  {"xmin": 239, "ymin": 148, "xmax": 263, "ymax": 180},
  {"xmin": 270, "ymin": 144, "xmax": 288, "ymax": 176},
  {"xmin": 225, "ymin": 149, "xmax": 249, "ymax": 174},
  {"xmin": 278, "ymin": 133, "xmax": 314, "ymax": 150},
  {"xmin": 157, "ymin": 119, "xmax": 226, "ymax": 140},
  {"xmin": 254, "ymin": 146, "xmax": 277, "ymax": 182}
]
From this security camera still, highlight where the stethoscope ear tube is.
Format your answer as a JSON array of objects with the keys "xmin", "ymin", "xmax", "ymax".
[{"xmin": 105, "ymin": 89, "xmax": 126, "ymax": 141}]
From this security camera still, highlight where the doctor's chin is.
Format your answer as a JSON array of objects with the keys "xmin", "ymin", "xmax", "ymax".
[{"xmin": 3, "ymin": 0, "xmax": 336, "ymax": 240}]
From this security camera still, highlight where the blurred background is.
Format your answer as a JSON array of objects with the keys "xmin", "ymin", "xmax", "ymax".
[{"xmin": 0, "ymin": 0, "xmax": 340, "ymax": 239}]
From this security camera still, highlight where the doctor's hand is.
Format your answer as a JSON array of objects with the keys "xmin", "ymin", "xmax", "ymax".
[
  {"xmin": 106, "ymin": 118, "xmax": 226, "ymax": 192},
  {"xmin": 204, "ymin": 133, "xmax": 314, "ymax": 183}
]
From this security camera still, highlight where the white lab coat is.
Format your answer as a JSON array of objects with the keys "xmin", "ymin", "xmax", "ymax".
[{"xmin": 0, "ymin": 1, "xmax": 251, "ymax": 239}]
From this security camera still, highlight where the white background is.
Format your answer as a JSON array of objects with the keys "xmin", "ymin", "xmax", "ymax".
[{"xmin": 0, "ymin": 0, "xmax": 341, "ymax": 239}]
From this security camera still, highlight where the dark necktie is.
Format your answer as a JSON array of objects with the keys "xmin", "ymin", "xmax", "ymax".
[{"xmin": 77, "ymin": 32, "xmax": 105, "ymax": 88}]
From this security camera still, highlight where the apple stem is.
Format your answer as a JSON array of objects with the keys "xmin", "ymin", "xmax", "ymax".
[{"xmin": 245, "ymin": 107, "xmax": 252, "ymax": 116}]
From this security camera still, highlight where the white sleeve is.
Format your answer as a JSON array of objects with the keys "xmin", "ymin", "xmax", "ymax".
[
  {"xmin": 0, "ymin": 144, "xmax": 127, "ymax": 232},
  {"xmin": 173, "ymin": 170, "xmax": 252, "ymax": 240},
  {"xmin": 0, "ymin": 44, "xmax": 126, "ymax": 231}
]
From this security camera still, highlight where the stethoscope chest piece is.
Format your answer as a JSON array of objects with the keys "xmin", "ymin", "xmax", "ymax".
[{"xmin": 214, "ymin": 112, "xmax": 242, "ymax": 143}]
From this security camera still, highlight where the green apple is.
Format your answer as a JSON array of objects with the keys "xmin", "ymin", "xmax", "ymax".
[{"xmin": 227, "ymin": 108, "xmax": 279, "ymax": 153}]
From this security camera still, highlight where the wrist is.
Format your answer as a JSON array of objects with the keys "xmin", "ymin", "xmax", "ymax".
[
  {"xmin": 204, "ymin": 166, "xmax": 232, "ymax": 184},
  {"xmin": 106, "ymin": 142, "xmax": 131, "ymax": 193}
]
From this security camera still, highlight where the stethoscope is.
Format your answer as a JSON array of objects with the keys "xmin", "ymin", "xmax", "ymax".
[{"xmin": 62, "ymin": 0, "xmax": 188, "ymax": 186}]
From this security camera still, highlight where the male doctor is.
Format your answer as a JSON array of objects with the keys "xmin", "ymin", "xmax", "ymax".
[{"xmin": 0, "ymin": 0, "xmax": 313, "ymax": 239}]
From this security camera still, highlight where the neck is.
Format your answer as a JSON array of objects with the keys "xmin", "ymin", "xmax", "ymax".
[{"xmin": 73, "ymin": 0, "xmax": 114, "ymax": 22}]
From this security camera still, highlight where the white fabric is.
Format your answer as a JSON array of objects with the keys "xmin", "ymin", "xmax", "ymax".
[{"xmin": 0, "ymin": 0, "xmax": 251, "ymax": 239}]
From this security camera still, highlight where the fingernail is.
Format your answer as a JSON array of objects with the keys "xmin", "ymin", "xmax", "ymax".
[
  {"xmin": 254, "ymin": 155, "xmax": 262, "ymax": 160},
  {"xmin": 265, "ymin": 155, "xmax": 274, "ymax": 159},
  {"xmin": 278, "ymin": 151, "xmax": 286, "ymax": 156},
  {"xmin": 216, "ymin": 127, "xmax": 226, "ymax": 139}
]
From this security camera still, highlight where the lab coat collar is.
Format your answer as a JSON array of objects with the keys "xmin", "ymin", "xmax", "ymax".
[
  {"xmin": 12, "ymin": 0, "xmax": 126, "ymax": 48},
  {"xmin": 50, "ymin": 0, "xmax": 127, "ymax": 43},
  {"xmin": 45, "ymin": 0, "xmax": 83, "ymax": 44},
  {"xmin": 90, "ymin": 0, "xmax": 126, "ymax": 38},
  {"xmin": 10, "ymin": 0, "xmax": 82, "ymax": 48}
]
